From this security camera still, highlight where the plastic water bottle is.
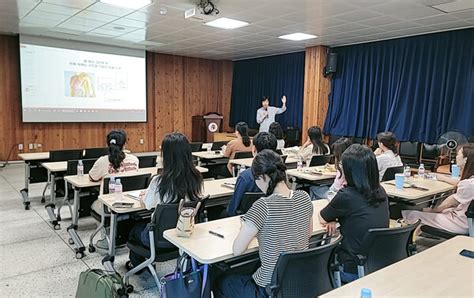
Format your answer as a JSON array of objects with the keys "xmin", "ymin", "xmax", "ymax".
[
  {"xmin": 108, "ymin": 177, "xmax": 116, "ymax": 194},
  {"xmin": 418, "ymin": 163, "xmax": 425, "ymax": 178},
  {"xmin": 114, "ymin": 178, "xmax": 123, "ymax": 197},
  {"xmin": 77, "ymin": 160, "xmax": 84, "ymax": 176},
  {"xmin": 404, "ymin": 165, "xmax": 411, "ymax": 178},
  {"xmin": 297, "ymin": 158, "xmax": 303, "ymax": 171},
  {"xmin": 360, "ymin": 288, "xmax": 372, "ymax": 298}
]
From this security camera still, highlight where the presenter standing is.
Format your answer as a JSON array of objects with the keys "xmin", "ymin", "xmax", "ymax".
[{"xmin": 256, "ymin": 95, "xmax": 287, "ymax": 132}]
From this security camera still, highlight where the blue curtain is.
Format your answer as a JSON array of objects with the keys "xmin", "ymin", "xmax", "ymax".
[
  {"xmin": 230, "ymin": 52, "xmax": 305, "ymax": 129},
  {"xmin": 324, "ymin": 28, "xmax": 474, "ymax": 143}
]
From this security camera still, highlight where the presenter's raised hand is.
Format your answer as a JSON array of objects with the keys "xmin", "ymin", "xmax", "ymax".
[{"xmin": 281, "ymin": 95, "xmax": 287, "ymax": 104}]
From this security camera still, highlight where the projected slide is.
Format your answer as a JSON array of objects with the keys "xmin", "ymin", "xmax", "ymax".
[{"xmin": 20, "ymin": 41, "xmax": 146, "ymax": 122}]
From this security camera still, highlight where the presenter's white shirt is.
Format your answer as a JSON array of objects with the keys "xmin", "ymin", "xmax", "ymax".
[{"xmin": 256, "ymin": 106, "xmax": 286, "ymax": 132}]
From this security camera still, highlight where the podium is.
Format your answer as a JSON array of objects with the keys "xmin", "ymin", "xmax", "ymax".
[{"xmin": 192, "ymin": 113, "xmax": 224, "ymax": 143}]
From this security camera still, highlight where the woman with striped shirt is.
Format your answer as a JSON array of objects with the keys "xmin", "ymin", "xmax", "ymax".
[{"xmin": 214, "ymin": 150, "xmax": 313, "ymax": 297}]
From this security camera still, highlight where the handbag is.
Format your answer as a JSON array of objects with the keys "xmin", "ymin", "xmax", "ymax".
[
  {"xmin": 176, "ymin": 199, "xmax": 201, "ymax": 238},
  {"xmin": 160, "ymin": 255, "xmax": 209, "ymax": 298},
  {"xmin": 76, "ymin": 269, "xmax": 127, "ymax": 298}
]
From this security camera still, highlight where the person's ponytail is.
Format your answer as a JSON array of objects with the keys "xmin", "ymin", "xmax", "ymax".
[
  {"xmin": 106, "ymin": 130, "xmax": 127, "ymax": 170},
  {"xmin": 236, "ymin": 122, "xmax": 251, "ymax": 147}
]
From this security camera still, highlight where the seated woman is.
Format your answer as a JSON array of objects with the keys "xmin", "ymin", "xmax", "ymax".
[
  {"xmin": 436, "ymin": 144, "xmax": 473, "ymax": 186},
  {"xmin": 214, "ymin": 150, "xmax": 313, "ymax": 297},
  {"xmin": 298, "ymin": 126, "xmax": 330, "ymax": 161},
  {"xmin": 319, "ymin": 144, "xmax": 389, "ymax": 283},
  {"xmin": 126, "ymin": 132, "xmax": 203, "ymax": 270},
  {"xmin": 269, "ymin": 122, "xmax": 285, "ymax": 150},
  {"xmin": 402, "ymin": 146, "xmax": 474, "ymax": 235},
  {"xmin": 89, "ymin": 129, "xmax": 139, "ymax": 249},
  {"xmin": 223, "ymin": 122, "xmax": 253, "ymax": 174},
  {"xmin": 374, "ymin": 131, "xmax": 403, "ymax": 180},
  {"xmin": 310, "ymin": 137, "xmax": 352, "ymax": 200}
]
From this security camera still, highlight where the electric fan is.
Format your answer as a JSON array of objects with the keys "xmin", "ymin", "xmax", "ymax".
[{"xmin": 437, "ymin": 131, "xmax": 468, "ymax": 162}]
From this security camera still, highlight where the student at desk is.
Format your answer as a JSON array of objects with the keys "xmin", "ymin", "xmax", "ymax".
[
  {"xmin": 226, "ymin": 132, "xmax": 278, "ymax": 217},
  {"xmin": 373, "ymin": 131, "xmax": 402, "ymax": 180},
  {"xmin": 268, "ymin": 122, "xmax": 285, "ymax": 150},
  {"xmin": 223, "ymin": 122, "xmax": 253, "ymax": 174},
  {"xmin": 298, "ymin": 126, "xmax": 330, "ymax": 161},
  {"xmin": 89, "ymin": 129, "xmax": 139, "ymax": 249},
  {"xmin": 126, "ymin": 132, "xmax": 203, "ymax": 271},
  {"xmin": 319, "ymin": 144, "xmax": 389, "ymax": 283},
  {"xmin": 436, "ymin": 144, "xmax": 473, "ymax": 187},
  {"xmin": 402, "ymin": 146, "xmax": 474, "ymax": 235},
  {"xmin": 215, "ymin": 150, "xmax": 313, "ymax": 297}
]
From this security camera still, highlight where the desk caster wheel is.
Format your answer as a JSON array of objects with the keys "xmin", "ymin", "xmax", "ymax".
[
  {"xmin": 24, "ymin": 203, "xmax": 30, "ymax": 210},
  {"xmin": 54, "ymin": 223, "xmax": 61, "ymax": 230},
  {"xmin": 88, "ymin": 245, "xmax": 96, "ymax": 253},
  {"xmin": 126, "ymin": 284, "xmax": 134, "ymax": 293},
  {"xmin": 75, "ymin": 251, "xmax": 85, "ymax": 259},
  {"xmin": 68, "ymin": 238, "xmax": 74, "ymax": 245},
  {"xmin": 41, "ymin": 197, "xmax": 45, "ymax": 203}
]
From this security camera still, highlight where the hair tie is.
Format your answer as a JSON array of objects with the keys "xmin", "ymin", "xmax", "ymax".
[{"xmin": 110, "ymin": 139, "xmax": 117, "ymax": 145}]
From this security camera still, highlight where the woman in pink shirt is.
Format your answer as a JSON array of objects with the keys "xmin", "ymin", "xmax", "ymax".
[
  {"xmin": 402, "ymin": 145, "xmax": 474, "ymax": 235},
  {"xmin": 310, "ymin": 137, "xmax": 352, "ymax": 200}
]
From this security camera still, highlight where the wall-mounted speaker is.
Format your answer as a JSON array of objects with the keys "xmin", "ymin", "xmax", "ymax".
[{"xmin": 323, "ymin": 52, "xmax": 338, "ymax": 77}]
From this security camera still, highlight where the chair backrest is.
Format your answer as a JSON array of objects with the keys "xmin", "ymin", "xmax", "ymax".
[
  {"xmin": 103, "ymin": 173, "xmax": 151, "ymax": 194},
  {"xmin": 66, "ymin": 158, "xmax": 97, "ymax": 175},
  {"xmin": 328, "ymin": 135, "xmax": 343, "ymax": 147},
  {"xmin": 269, "ymin": 236, "xmax": 342, "ymax": 298},
  {"xmin": 190, "ymin": 142, "xmax": 203, "ymax": 152},
  {"xmin": 138, "ymin": 155, "xmax": 157, "ymax": 168},
  {"xmin": 237, "ymin": 192, "xmax": 264, "ymax": 214},
  {"xmin": 361, "ymin": 220, "xmax": 420, "ymax": 274},
  {"xmin": 211, "ymin": 141, "xmax": 228, "ymax": 151},
  {"xmin": 351, "ymin": 137, "xmax": 366, "ymax": 145},
  {"xmin": 234, "ymin": 151, "xmax": 253, "ymax": 159},
  {"xmin": 49, "ymin": 149, "xmax": 83, "ymax": 162},
  {"xmin": 399, "ymin": 142, "xmax": 420, "ymax": 161},
  {"xmin": 381, "ymin": 166, "xmax": 404, "ymax": 182},
  {"xmin": 421, "ymin": 144, "xmax": 440, "ymax": 160},
  {"xmin": 83, "ymin": 147, "xmax": 108, "ymax": 159},
  {"xmin": 310, "ymin": 155, "xmax": 332, "ymax": 167},
  {"xmin": 285, "ymin": 127, "xmax": 300, "ymax": 146}
]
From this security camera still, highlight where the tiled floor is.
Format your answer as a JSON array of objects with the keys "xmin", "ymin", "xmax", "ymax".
[{"xmin": 0, "ymin": 163, "xmax": 174, "ymax": 297}]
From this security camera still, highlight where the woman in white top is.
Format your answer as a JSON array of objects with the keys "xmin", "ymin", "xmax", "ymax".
[
  {"xmin": 374, "ymin": 131, "xmax": 403, "ymax": 180},
  {"xmin": 269, "ymin": 122, "xmax": 285, "ymax": 150},
  {"xmin": 298, "ymin": 126, "xmax": 330, "ymax": 161},
  {"xmin": 126, "ymin": 132, "xmax": 203, "ymax": 270}
]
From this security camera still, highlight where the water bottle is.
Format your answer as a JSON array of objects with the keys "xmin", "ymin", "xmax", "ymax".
[
  {"xmin": 418, "ymin": 163, "xmax": 425, "ymax": 178},
  {"xmin": 360, "ymin": 288, "xmax": 372, "ymax": 298},
  {"xmin": 77, "ymin": 160, "xmax": 84, "ymax": 176},
  {"xmin": 297, "ymin": 158, "xmax": 303, "ymax": 171},
  {"xmin": 114, "ymin": 178, "xmax": 123, "ymax": 197},
  {"xmin": 404, "ymin": 165, "xmax": 411, "ymax": 178},
  {"xmin": 203, "ymin": 210, "xmax": 208, "ymax": 222},
  {"xmin": 108, "ymin": 177, "xmax": 116, "ymax": 194}
]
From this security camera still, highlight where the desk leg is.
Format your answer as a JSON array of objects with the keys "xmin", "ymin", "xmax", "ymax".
[
  {"xmin": 291, "ymin": 177, "xmax": 297, "ymax": 191},
  {"xmin": 20, "ymin": 162, "xmax": 31, "ymax": 210},
  {"xmin": 107, "ymin": 212, "xmax": 118, "ymax": 259},
  {"xmin": 41, "ymin": 170, "xmax": 51, "ymax": 204},
  {"xmin": 67, "ymin": 187, "xmax": 85, "ymax": 259},
  {"xmin": 197, "ymin": 157, "xmax": 202, "ymax": 167}
]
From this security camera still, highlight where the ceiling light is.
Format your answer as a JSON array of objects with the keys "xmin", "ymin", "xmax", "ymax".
[
  {"xmin": 205, "ymin": 17, "xmax": 249, "ymax": 30},
  {"xmin": 99, "ymin": 0, "xmax": 153, "ymax": 10},
  {"xmin": 278, "ymin": 33, "xmax": 318, "ymax": 41}
]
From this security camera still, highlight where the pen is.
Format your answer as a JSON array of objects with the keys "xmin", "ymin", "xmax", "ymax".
[{"xmin": 209, "ymin": 230, "xmax": 224, "ymax": 239}]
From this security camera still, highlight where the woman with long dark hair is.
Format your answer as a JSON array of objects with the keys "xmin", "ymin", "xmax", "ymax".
[
  {"xmin": 215, "ymin": 150, "xmax": 312, "ymax": 297},
  {"xmin": 223, "ymin": 121, "xmax": 253, "ymax": 173},
  {"xmin": 126, "ymin": 132, "xmax": 203, "ymax": 270},
  {"xmin": 299, "ymin": 126, "xmax": 330, "ymax": 160},
  {"xmin": 268, "ymin": 122, "xmax": 285, "ymax": 149},
  {"xmin": 374, "ymin": 131, "xmax": 403, "ymax": 179},
  {"xmin": 319, "ymin": 144, "xmax": 389, "ymax": 283},
  {"xmin": 403, "ymin": 145, "xmax": 474, "ymax": 235}
]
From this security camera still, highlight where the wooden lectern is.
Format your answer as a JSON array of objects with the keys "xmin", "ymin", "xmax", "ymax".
[{"xmin": 192, "ymin": 113, "xmax": 224, "ymax": 142}]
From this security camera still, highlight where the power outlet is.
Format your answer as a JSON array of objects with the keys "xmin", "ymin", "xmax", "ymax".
[
  {"xmin": 18, "ymin": 143, "xmax": 24, "ymax": 150},
  {"xmin": 139, "ymin": 139, "xmax": 144, "ymax": 145},
  {"xmin": 37, "ymin": 143, "xmax": 42, "ymax": 148},
  {"xmin": 28, "ymin": 143, "xmax": 34, "ymax": 150},
  {"xmin": 33, "ymin": 143, "xmax": 38, "ymax": 149}
]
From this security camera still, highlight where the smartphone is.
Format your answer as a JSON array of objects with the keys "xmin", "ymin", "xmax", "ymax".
[{"xmin": 459, "ymin": 249, "xmax": 474, "ymax": 259}]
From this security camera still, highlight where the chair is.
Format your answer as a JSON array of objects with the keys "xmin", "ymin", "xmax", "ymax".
[
  {"xmin": 285, "ymin": 127, "xmax": 300, "ymax": 147},
  {"xmin": 368, "ymin": 138, "xmax": 379, "ymax": 151},
  {"xmin": 328, "ymin": 135, "xmax": 343, "ymax": 147},
  {"xmin": 355, "ymin": 220, "xmax": 420, "ymax": 277},
  {"xmin": 83, "ymin": 147, "xmax": 108, "ymax": 159},
  {"xmin": 49, "ymin": 149, "xmax": 83, "ymax": 162},
  {"xmin": 351, "ymin": 137, "xmax": 366, "ymax": 145},
  {"xmin": 137, "ymin": 155, "xmax": 157, "ymax": 168},
  {"xmin": 420, "ymin": 144, "xmax": 444, "ymax": 172},
  {"xmin": 420, "ymin": 201, "xmax": 474, "ymax": 238},
  {"xmin": 399, "ymin": 142, "xmax": 421, "ymax": 167},
  {"xmin": 233, "ymin": 151, "xmax": 253, "ymax": 159},
  {"xmin": 211, "ymin": 141, "xmax": 228, "ymax": 151},
  {"xmin": 236, "ymin": 192, "xmax": 264, "ymax": 215},
  {"xmin": 381, "ymin": 166, "xmax": 404, "ymax": 182},
  {"xmin": 309, "ymin": 155, "xmax": 332, "ymax": 167},
  {"xmin": 124, "ymin": 197, "xmax": 208, "ymax": 289},
  {"xmin": 190, "ymin": 142, "xmax": 203, "ymax": 152},
  {"xmin": 266, "ymin": 236, "xmax": 342, "ymax": 298}
]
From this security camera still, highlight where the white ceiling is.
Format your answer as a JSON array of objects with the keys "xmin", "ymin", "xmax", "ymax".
[{"xmin": 0, "ymin": 0, "xmax": 472, "ymax": 60}]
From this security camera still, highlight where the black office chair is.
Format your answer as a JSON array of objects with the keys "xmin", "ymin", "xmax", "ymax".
[
  {"xmin": 354, "ymin": 220, "xmax": 420, "ymax": 277},
  {"xmin": 266, "ymin": 236, "xmax": 342, "ymax": 298},
  {"xmin": 420, "ymin": 144, "xmax": 444, "ymax": 172},
  {"xmin": 124, "ymin": 197, "xmax": 208, "ymax": 290},
  {"xmin": 211, "ymin": 141, "xmax": 228, "ymax": 151},
  {"xmin": 49, "ymin": 149, "xmax": 83, "ymax": 162},
  {"xmin": 83, "ymin": 147, "xmax": 108, "ymax": 159},
  {"xmin": 236, "ymin": 192, "xmax": 264, "ymax": 215},
  {"xmin": 328, "ymin": 135, "xmax": 343, "ymax": 147},
  {"xmin": 381, "ymin": 166, "xmax": 405, "ymax": 182},
  {"xmin": 190, "ymin": 142, "xmax": 203, "ymax": 152},
  {"xmin": 399, "ymin": 142, "xmax": 421, "ymax": 167},
  {"xmin": 369, "ymin": 138, "xmax": 379, "ymax": 151},
  {"xmin": 138, "ymin": 155, "xmax": 157, "ymax": 168},
  {"xmin": 351, "ymin": 137, "xmax": 366, "ymax": 145},
  {"xmin": 285, "ymin": 127, "xmax": 301, "ymax": 147},
  {"xmin": 233, "ymin": 151, "xmax": 253, "ymax": 159},
  {"xmin": 89, "ymin": 173, "xmax": 152, "ymax": 252},
  {"xmin": 309, "ymin": 155, "xmax": 332, "ymax": 167},
  {"xmin": 420, "ymin": 201, "xmax": 474, "ymax": 239}
]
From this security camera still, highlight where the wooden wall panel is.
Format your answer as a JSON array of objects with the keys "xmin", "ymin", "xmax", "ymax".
[
  {"xmin": 302, "ymin": 46, "xmax": 332, "ymax": 140},
  {"xmin": 0, "ymin": 35, "xmax": 233, "ymax": 160}
]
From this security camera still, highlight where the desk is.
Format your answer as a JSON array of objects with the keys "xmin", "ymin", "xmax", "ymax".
[
  {"xmin": 98, "ymin": 177, "xmax": 238, "ymax": 261},
  {"xmin": 18, "ymin": 153, "xmax": 50, "ymax": 209},
  {"xmin": 436, "ymin": 164, "xmax": 451, "ymax": 174},
  {"xmin": 163, "ymin": 200, "xmax": 329, "ymax": 264},
  {"xmin": 381, "ymin": 177, "xmax": 454, "ymax": 205},
  {"xmin": 287, "ymin": 166, "xmax": 338, "ymax": 190},
  {"xmin": 321, "ymin": 236, "xmax": 474, "ymax": 298},
  {"xmin": 192, "ymin": 151, "xmax": 225, "ymax": 166}
]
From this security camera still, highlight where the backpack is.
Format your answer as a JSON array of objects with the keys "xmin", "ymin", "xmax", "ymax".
[{"xmin": 76, "ymin": 268, "xmax": 128, "ymax": 298}]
